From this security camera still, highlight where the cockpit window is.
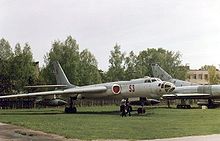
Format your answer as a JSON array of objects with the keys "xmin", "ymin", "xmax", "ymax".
[
  {"xmin": 144, "ymin": 79, "xmax": 152, "ymax": 83},
  {"xmin": 157, "ymin": 78, "xmax": 161, "ymax": 81},
  {"xmin": 144, "ymin": 78, "xmax": 161, "ymax": 83}
]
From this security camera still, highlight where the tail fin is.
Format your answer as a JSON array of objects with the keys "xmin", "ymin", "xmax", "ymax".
[
  {"xmin": 52, "ymin": 61, "xmax": 74, "ymax": 87},
  {"xmin": 151, "ymin": 64, "xmax": 172, "ymax": 81}
]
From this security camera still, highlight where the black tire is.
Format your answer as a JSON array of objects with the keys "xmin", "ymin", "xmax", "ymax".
[
  {"xmin": 72, "ymin": 107, "xmax": 77, "ymax": 113},
  {"xmin": 137, "ymin": 108, "xmax": 145, "ymax": 114},
  {"xmin": 187, "ymin": 105, "xmax": 191, "ymax": 109},
  {"xmin": 65, "ymin": 107, "xmax": 77, "ymax": 113},
  {"xmin": 65, "ymin": 107, "xmax": 70, "ymax": 113}
]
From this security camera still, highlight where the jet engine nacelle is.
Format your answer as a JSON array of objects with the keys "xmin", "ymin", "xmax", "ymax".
[{"xmin": 36, "ymin": 99, "xmax": 67, "ymax": 106}]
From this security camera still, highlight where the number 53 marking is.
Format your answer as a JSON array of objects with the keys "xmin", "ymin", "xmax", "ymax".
[{"xmin": 129, "ymin": 85, "xmax": 135, "ymax": 92}]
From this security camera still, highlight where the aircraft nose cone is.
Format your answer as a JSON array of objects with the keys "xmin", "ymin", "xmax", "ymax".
[{"xmin": 163, "ymin": 82, "xmax": 175, "ymax": 93}]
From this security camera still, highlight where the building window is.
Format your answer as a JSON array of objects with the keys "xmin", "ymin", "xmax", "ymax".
[
  {"xmin": 193, "ymin": 74, "xmax": 197, "ymax": 79},
  {"xmin": 187, "ymin": 74, "xmax": 190, "ymax": 79},
  {"xmin": 204, "ymin": 74, "xmax": 208, "ymax": 80},
  {"xmin": 198, "ymin": 74, "xmax": 203, "ymax": 79}
]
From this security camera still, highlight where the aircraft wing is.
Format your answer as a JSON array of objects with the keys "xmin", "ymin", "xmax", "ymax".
[
  {"xmin": 0, "ymin": 86, "xmax": 107, "ymax": 99},
  {"xmin": 24, "ymin": 85, "xmax": 68, "ymax": 88},
  {"xmin": 162, "ymin": 93, "xmax": 211, "ymax": 99}
]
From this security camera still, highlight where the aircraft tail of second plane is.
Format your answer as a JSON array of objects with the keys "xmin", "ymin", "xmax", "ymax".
[{"xmin": 151, "ymin": 64, "xmax": 172, "ymax": 81}]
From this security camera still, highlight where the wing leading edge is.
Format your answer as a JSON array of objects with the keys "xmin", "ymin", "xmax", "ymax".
[{"xmin": 0, "ymin": 86, "xmax": 108, "ymax": 99}]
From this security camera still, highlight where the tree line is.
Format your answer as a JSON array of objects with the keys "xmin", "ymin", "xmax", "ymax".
[{"xmin": 1, "ymin": 36, "xmax": 218, "ymax": 95}]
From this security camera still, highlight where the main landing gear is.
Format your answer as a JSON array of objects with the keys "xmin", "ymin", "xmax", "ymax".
[
  {"xmin": 65, "ymin": 97, "xmax": 77, "ymax": 113},
  {"xmin": 137, "ymin": 107, "xmax": 146, "ymax": 114},
  {"xmin": 120, "ymin": 98, "xmax": 146, "ymax": 115},
  {"xmin": 176, "ymin": 99, "xmax": 191, "ymax": 109},
  {"xmin": 207, "ymin": 99, "xmax": 215, "ymax": 108}
]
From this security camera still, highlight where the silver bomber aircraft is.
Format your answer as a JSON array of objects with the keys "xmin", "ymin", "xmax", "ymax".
[
  {"xmin": 0, "ymin": 62, "xmax": 175, "ymax": 113},
  {"xmin": 151, "ymin": 63, "xmax": 220, "ymax": 108}
]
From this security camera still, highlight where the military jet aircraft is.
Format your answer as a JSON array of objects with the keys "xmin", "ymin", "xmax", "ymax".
[
  {"xmin": 0, "ymin": 62, "xmax": 175, "ymax": 113},
  {"xmin": 151, "ymin": 63, "xmax": 220, "ymax": 108}
]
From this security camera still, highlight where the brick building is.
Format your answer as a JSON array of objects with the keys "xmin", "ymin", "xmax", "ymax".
[{"xmin": 186, "ymin": 69, "xmax": 220, "ymax": 85}]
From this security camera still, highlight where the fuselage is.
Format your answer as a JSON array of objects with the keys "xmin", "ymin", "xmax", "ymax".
[
  {"xmin": 169, "ymin": 78, "xmax": 198, "ymax": 87},
  {"xmin": 174, "ymin": 85, "xmax": 220, "ymax": 99},
  {"xmin": 61, "ymin": 77, "xmax": 175, "ymax": 100}
]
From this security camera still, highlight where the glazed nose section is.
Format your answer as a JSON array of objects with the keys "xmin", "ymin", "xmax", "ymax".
[{"xmin": 161, "ymin": 81, "xmax": 175, "ymax": 93}]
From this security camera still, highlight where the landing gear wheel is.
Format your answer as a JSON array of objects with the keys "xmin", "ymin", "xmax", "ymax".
[
  {"xmin": 208, "ymin": 99, "xmax": 214, "ymax": 108},
  {"xmin": 186, "ymin": 105, "xmax": 191, "ymax": 109},
  {"xmin": 176, "ymin": 105, "xmax": 191, "ymax": 109},
  {"xmin": 137, "ymin": 107, "xmax": 145, "ymax": 114},
  {"xmin": 65, "ymin": 107, "xmax": 77, "ymax": 113}
]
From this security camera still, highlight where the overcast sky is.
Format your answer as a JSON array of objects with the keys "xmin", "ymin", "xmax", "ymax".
[{"xmin": 1, "ymin": 0, "xmax": 220, "ymax": 70}]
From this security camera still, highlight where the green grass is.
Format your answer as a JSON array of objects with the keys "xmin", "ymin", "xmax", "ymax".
[{"xmin": 0, "ymin": 106, "xmax": 220, "ymax": 140}]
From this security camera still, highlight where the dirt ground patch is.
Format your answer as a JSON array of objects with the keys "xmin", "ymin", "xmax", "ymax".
[{"xmin": 0, "ymin": 122, "xmax": 79, "ymax": 141}]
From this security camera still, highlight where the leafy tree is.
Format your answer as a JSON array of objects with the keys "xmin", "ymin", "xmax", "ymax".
[
  {"xmin": 79, "ymin": 49, "xmax": 102, "ymax": 85},
  {"xmin": 124, "ymin": 51, "xmax": 138, "ymax": 80},
  {"xmin": 200, "ymin": 65, "xmax": 212, "ymax": 71},
  {"xmin": 0, "ymin": 38, "xmax": 13, "ymax": 94},
  {"xmin": 201, "ymin": 65, "xmax": 219, "ymax": 84},
  {"xmin": 0, "ymin": 38, "xmax": 13, "ymax": 87},
  {"xmin": 0, "ymin": 39, "xmax": 37, "ymax": 94},
  {"xmin": 0, "ymin": 38, "xmax": 13, "ymax": 60},
  {"xmin": 135, "ymin": 50, "xmax": 151, "ymax": 77},
  {"xmin": 10, "ymin": 43, "xmax": 37, "ymax": 92},
  {"xmin": 42, "ymin": 36, "xmax": 101, "ymax": 86},
  {"xmin": 99, "ymin": 69, "xmax": 108, "ymax": 83},
  {"xmin": 107, "ymin": 44, "xmax": 125, "ymax": 81},
  {"xmin": 136, "ymin": 48, "xmax": 185, "ymax": 80},
  {"xmin": 208, "ymin": 66, "xmax": 219, "ymax": 84},
  {"xmin": 42, "ymin": 36, "xmax": 80, "ymax": 85}
]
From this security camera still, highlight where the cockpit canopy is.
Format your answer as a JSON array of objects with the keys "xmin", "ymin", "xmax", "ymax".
[
  {"xmin": 130, "ymin": 76, "xmax": 162, "ymax": 83},
  {"xmin": 144, "ymin": 77, "xmax": 162, "ymax": 83}
]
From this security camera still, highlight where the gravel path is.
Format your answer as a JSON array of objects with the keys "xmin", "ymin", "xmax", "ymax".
[{"xmin": 147, "ymin": 134, "xmax": 220, "ymax": 141}]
